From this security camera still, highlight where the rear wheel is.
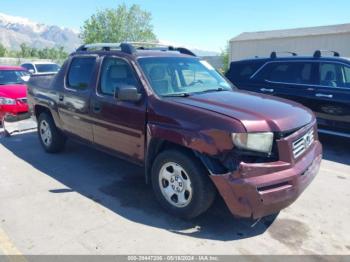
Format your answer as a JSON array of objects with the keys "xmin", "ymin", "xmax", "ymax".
[
  {"xmin": 38, "ymin": 112, "xmax": 66, "ymax": 153},
  {"xmin": 151, "ymin": 149, "xmax": 216, "ymax": 219}
]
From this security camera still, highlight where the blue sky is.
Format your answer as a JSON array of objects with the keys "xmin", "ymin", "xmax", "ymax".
[{"xmin": 1, "ymin": 0, "xmax": 350, "ymax": 51}]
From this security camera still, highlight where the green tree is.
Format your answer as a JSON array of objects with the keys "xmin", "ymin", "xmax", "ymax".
[
  {"xmin": 30, "ymin": 48, "xmax": 39, "ymax": 58},
  {"xmin": 3, "ymin": 43, "xmax": 68, "ymax": 63},
  {"xmin": 220, "ymin": 43, "xmax": 230, "ymax": 73},
  {"xmin": 0, "ymin": 43, "xmax": 6, "ymax": 57},
  {"xmin": 57, "ymin": 46, "xmax": 65, "ymax": 58},
  {"xmin": 81, "ymin": 3, "xmax": 157, "ymax": 44},
  {"xmin": 19, "ymin": 43, "xmax": 32, "ymax": 58}
]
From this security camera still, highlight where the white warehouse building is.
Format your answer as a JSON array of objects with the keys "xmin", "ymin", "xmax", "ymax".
[{"xmin": 229, "ymin": 23, "xmax": 350, "ymax": 62}]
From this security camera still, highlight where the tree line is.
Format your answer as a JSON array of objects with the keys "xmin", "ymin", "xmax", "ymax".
[{"xmin": 0, "ymin": 43, "xmax": 68, "ymax": 61}]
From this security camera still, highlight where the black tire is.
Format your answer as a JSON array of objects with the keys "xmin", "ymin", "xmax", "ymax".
[
  {"xmin": 38, "ymin": 112, "xmax": 66, "ymax": 153},
  {"xmin": 151, "ymin": 149, "xmax": 216, "ymax": 219}
]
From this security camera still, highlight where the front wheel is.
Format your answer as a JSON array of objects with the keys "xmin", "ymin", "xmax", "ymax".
[
  {"xmin": 38, "ymin": 112, "xmax": 66, "ymax": 153},
  {"xmin": 151, "ymin": 149, "xmax": 216, "ymax": 219}
]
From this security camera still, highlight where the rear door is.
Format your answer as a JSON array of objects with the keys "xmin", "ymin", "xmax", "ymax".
[
  {"xmin": 313, "ymin": 62, "xmax": 350, "ymax": 133},
  {"xmin": 251, "ymin": 61, "xmax": 320, "ymax": 110},
  {"xmin": 58, "ymin": 56, "xmax": 97, "ymax": 142},
  {"xmin": 90, "ymin": 55, "xmax": 147, "ymax": 163}
]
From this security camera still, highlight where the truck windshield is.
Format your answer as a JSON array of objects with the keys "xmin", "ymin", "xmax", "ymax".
[
  {"xmin": 0, "ymin": 70, "xmax": 26, "ymax": 85},
  {"xmin": 138, "ymin": 57, "xmax": 232, "ymax": 96}
]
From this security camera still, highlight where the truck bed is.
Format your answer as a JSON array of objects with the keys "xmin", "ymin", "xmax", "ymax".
[{"xmin": 27, "ymin": 74, "xmax": 56, "ymax": 91}]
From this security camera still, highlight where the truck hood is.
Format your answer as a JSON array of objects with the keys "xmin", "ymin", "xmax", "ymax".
[
  {"xmin": 172, "ymin": 90, "xmax": 314, "ymax": 132},
  {"xmin": 0, "ymin": 84, "xmax": 27, "ymax": 99}
]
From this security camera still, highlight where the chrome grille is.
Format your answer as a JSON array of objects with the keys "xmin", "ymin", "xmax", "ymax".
[{"xmin": 292, "ymin": 129, "xmax": 314, "ymax": 159}]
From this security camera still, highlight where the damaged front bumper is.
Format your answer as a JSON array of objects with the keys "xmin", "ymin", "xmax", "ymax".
[
  {"xmin": 211, "ymin": 124, "xmax": 323, "ymax": 219},
  {"xmin": 2, "ymin": 112, "xmax": 37, "ymax": 136}
]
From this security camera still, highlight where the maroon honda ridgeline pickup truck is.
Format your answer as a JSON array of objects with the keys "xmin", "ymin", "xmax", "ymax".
[{"xmin": 27, "ymin": 43, "xmax": 322, "ymax": 219}]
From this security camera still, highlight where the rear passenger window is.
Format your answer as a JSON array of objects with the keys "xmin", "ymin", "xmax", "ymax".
[
  {"xmin": 22, "ymin": 64, "xmax": 35, "ymax": 71},
  {"xmin": 239, "ymin": 65, "xmax": 254, "ymax": 77},
  {"xmin": 226, "ymin": 62, "xmax": 264, "ymax": 82},
  {"xmin": 67, "ymin": 57, "xmax": 96, "ymax": 90},
  {"xmin": 258, "ymin": 62, "xmax": 313, "ymax": 84},
  {"xmin": 99, "ymin": 57, "xmax": 138, "ymax": 96}
]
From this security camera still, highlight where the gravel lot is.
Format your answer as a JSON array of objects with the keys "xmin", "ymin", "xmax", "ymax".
[{"xmin": 0, "ymin": 128, "xmax": 349, "ymax": 255}]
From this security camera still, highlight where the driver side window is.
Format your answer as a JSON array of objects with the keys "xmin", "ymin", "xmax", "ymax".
[
  {"xmin": 319, "ymin": 63, "xmax": 350, "ymax": 89},
  {"xmin": 100, "ymin": 57, "xmax": 138, "ymax": 96},
  {"xmin": 320, "ymin": 63, "xmax": 340, "ymax": 88},
  {"xmin": 342, "ymin": 66, "xmax": 350, "ymax": 89}
]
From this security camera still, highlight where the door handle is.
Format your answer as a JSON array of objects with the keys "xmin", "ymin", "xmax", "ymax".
[
  {"xmin": 316, "ymin": 93, "xmax": 333, "ymax": 99},
  {"xmin": 59, "ymin": 94, "xmax": 64, "ymax": 101},
  {"xmin": 260, "ymin": 88, "xmax": 274, "ymax": 93}
]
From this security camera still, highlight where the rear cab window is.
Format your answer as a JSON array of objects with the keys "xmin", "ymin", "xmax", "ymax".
[{"xmin": 67, "ymin": 57, "xmax": 96, "ymax": 90}]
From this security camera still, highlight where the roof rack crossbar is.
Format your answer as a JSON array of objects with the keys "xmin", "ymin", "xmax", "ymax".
[
  {"xmin": 313, "ymin": 50, "xmax": 340, "ymax": 58},
  {"xmin": 126, "ymin": 42, "xmax": 173, "ymax": 48},
  {"xmin": 75, "ymin": 42, "xmax": 196, "ymax": 57},
  {"xmin": 270, "ymin": 51, "xmax": 298, "ymax": 59},
  {"xmin": 127, "ymin": 42, "xmax": 196, "ymax": 56},
  {"xmin": 76, "ymin": 43, "xmax": 136, "ymax": 54}
]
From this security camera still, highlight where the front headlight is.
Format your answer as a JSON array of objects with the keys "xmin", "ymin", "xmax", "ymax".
[
  {"xmin": 0, "ymin": 97, "xmax": 16, "ymax": 105},
  {"xmin": 232, "ymin": 132, "xmax": 274, "ymax": 154}
]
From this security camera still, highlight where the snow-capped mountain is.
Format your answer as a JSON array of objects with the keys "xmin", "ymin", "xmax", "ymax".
[{"xmin": 0, "ymin": 13, "xmax": 81, "ymax": 51}]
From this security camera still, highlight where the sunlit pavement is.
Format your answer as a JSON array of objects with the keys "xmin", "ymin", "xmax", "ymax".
[{"xmin": 0, "ymin": 130, "xmax": 349, "ymax": 255}]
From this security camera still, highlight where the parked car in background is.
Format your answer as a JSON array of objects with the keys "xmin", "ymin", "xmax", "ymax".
[
  {"xmin": 21, "ymin": 62, "xmax": 60, "ymax": 75},
  {"xmin": 27, "ymin": 43, "xmax": 322, "ymax": 219},
  {"xmin": 0, "ymin": 66, "xmax": 29, "ymax": 126},
  {"xmin": 226, "ymin": 51, "xmax": 350, "ymax": 138}
]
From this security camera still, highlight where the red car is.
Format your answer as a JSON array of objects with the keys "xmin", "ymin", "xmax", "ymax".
[{"xmin": 0, "ymin": 66, "xmax": 29, "ymax": 124}]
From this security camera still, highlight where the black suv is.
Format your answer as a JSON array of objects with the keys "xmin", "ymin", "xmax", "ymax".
[{"xmin": 226, "ymin": 51, "xmax": 350, "ymax": 138}]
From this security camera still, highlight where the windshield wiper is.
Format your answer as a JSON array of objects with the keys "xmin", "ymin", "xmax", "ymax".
[
  {"xmin": 162, "ymin": 93, "xmax": 191, "ymax": 97},
  {"xmin": 209, "ymin": 87, "xmax": 229, "ymax": 92},
  {"xmin": 197, "ymin": 87, "xmax": 230, "ymax": 94}
]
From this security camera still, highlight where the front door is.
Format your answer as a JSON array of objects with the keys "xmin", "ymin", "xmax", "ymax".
[
  {"xmin": 90, "ymin": 56, "xmax": 147, "ymax": 163},
  {"xmin": 313, "ymin": 62, "xmax": 350, "ymax": 133}
]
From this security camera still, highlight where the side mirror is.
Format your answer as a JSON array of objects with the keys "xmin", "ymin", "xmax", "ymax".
[
  {"xmin": 115, "ymin": 86, "xmax": 142, "ymax": 102},
  {"xmin": 28, "ymin": 69, "xmax": 35, "ymax": 75}
]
